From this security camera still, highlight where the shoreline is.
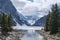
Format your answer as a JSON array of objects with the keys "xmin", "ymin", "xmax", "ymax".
[
  {"xmin": 41, "ymin": 30, "xmax": 60, "ymax": 40},
  {"xmin": 0, "ymin": 30, "xmax": 25, "ymax": 40}
]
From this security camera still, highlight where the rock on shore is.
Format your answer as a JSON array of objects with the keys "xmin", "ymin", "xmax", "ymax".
[
  {"xmin": 42, "ymin": 30, "xmax": 60, "ymax": 40},
  {"xmin": 0, "ymin": 31, "xmax": 25, "ymax": 40}
]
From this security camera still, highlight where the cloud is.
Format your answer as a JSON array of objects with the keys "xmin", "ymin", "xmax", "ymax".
[
  {"xmin": 21, "ymin": 6, "xmax": 39, "ymax": 16},
  {"xmin": 11, "ymin": 0, "xmax": 60, "ymax": 17},
  {"xmin": 10, "ymin": 0, "xmax": 27, "ymax": 9},
  {"xmin": 27, "ymin": 0, "xmax": 34, "ymax": 2}
]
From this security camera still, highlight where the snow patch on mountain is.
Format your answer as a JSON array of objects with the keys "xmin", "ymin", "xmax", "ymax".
[{"xmin": 27, "ymin": 20, "xmax": 35, "ymax": 25}]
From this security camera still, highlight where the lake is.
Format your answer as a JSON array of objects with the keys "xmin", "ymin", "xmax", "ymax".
[
  {"xmin": 13, "ymin": 25, "xmax": 44, "ymax": 40},
  {"xmin": 21, "ymin": 30, "xmax": 44, "ymax": 40}
]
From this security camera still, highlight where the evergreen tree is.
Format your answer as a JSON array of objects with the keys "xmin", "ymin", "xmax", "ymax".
[
  {"xmin": 49, "ymin": 4, "xmax": 59, "ymax": 34},
  {"xmin": 44, "ymin": 4, "xmax": 59, "ymax": 34},
  {"xmin": 7, "ymin": 14, "xmax": 13, "ymax": 32},
  {"xmin": 57, "ymin": 13, "xmax": 60, "ymax": 31},
  {"xmin": 44, "ymin": 11, "xmax": 50, "ymax": 31},
  {"xmin": 1, "ymin": 13, "xmax": 7, "ymax": 35},
  {"xmin": 0, "ymin": 14, "xmax": 2, "ymax": 26},
  {"xmin": 1, "ymin": 13, "xmax": 13, "ymax": 35}
]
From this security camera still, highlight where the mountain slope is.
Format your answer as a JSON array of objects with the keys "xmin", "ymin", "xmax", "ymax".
[
  {"xmin": 0, "ymin": 0, "xmax": 24, "ymax": 25},
  {"xmin": 33, "ymin": 16, "xmax": 46, "ymax": 26}
]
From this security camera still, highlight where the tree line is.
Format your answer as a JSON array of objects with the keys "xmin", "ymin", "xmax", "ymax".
[
  {"xmin": 44, "ymin": 4, "xmax": 60, "ymax": 34},
  {"xmin": 0, "ymin": 12, "xmax": 13, "ymax": 36}
]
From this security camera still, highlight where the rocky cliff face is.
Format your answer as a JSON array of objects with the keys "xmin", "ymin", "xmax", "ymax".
[{"xmin": 0, "ymin": 0, "xmax": 23, "ymax": 25}]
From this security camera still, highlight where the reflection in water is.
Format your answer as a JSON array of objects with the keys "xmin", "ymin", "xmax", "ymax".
[{"xmin": 21, "ymin": 30, "xmax": 43, "ymax": 40}]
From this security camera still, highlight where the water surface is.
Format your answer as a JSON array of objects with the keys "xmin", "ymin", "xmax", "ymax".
[{"xmin": 21, "ymin": 30, "xmax": 44, "ymax": 40}]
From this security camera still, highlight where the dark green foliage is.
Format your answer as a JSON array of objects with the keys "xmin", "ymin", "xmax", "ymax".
[
  {"xmin": 1, "ymin": 13, "xmax": 7, "ymax": 35},
  {"xmin": 0, "ymin": 12, "xmax": 13, "ymax": 35},
  {"xmin": 49, "ymin": 4, "xmax": 58, "ymax": 34},
  {"xmin": 0, "ymin": 14, "xmax": 2, "ymax": 26},
  {"xmin": 7, "ymin": 14, "xmax": 13, "ymax": 32},
  {"xmin": 0, "ymin": 11, "xmax": 23, "ymax": 35},
  {"xmin": 44, "ymin": 11, "xmax": 50, "ymax": 31},
  {"xmin": 44, "ymin": 4, "xmax": 59, "ymax": 34}
]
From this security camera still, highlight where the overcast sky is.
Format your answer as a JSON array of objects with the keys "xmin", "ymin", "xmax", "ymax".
[{"xmin": 10, "ymin": 0, "xmax": 60, "ymax": 17}]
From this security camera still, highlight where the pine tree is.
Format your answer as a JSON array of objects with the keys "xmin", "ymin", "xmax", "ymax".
[
  {"xmin": 1, "ymin": 13, "xmax": 13, "ymax": 35},
  {"xmin": 7, "ymin": 14, "xmax": 13, "ymax": 32},
  {"xmin": 57, "ymin": 13, "xmax": 60, "ymax": 31},
  {"xmin": 1, "ymin": 13, "xmax": 7, "ymax": 35},
  {"xmin": 49, "ymin": 4, "xmax": 58, "ymax": 34},
  {"xmin": 44, "ymin": 11, "xmax": 50, "ymax": 31},
  {"xmin": 0, "ymin": 14, "xmax": 2, "ymax": 26}
]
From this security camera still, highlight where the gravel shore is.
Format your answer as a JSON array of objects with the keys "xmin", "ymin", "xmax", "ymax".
[
  {"xmin": 42, "ymin": 30, "xmax": 60, "ymax": 40},
  {"xmin": 0, "ymin": 30, "xmax": 25, "ymax": 40}
]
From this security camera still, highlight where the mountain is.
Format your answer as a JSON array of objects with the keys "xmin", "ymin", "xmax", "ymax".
[
  {"xmin": 33, "ymin": 16, "xmax": 46, "ymax": 26},
  {"xmin": 17, "ymin": 12, "xmax": 30, "ymax": 26},
  {"xmin": 0, "ymin": 0, "xmax": 24, "ymax": 25},
  {"xmin": 25, "ymin": 16, "xmax": 39, "ymax": 20},
  {"xmin": 24, "ymin": 16, "xmax": 39, "ymax": 26},
  {"xmin": 17, "ymin": 12, "xmax": 26, "ymax": 21}
]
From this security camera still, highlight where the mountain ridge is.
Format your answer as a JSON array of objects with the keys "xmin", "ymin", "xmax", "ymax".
[{"xmin": 0, "ymin": 0, "xmax": 24, "ymax": 25}]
